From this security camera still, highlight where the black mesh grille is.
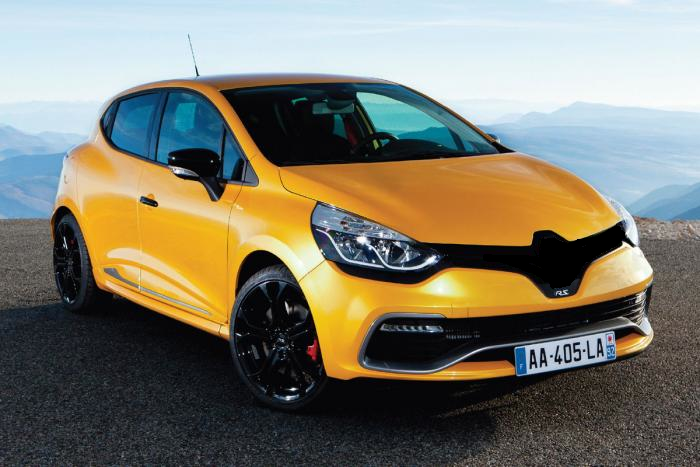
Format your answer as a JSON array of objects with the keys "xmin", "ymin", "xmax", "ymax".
[{"xmin": 364, "ymin": 288, "xmax": 651, "ymax": 367}]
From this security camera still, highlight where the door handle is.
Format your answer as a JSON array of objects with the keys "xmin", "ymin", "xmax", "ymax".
[{"xmin": 139, "ymin": 196, "xmax": 158, "ymax": 208}]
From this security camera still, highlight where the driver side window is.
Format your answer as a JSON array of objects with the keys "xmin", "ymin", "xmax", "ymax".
[{"xmin": 156, "ymin": 92, "xmax": 224, "ymax": 166}]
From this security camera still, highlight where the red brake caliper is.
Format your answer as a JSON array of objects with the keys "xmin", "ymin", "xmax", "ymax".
[{"xmin": 306, "ymin": 338, "xmax": 320, "ymax": 362}]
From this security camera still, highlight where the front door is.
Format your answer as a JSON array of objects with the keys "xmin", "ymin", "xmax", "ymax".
[{"xmin": 137, "ymin": 90, "xmax": 244, "ymax": 323}]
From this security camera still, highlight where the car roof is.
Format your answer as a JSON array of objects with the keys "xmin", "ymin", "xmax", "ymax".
[{"xmin": 132, "ymin": 73, "xmax": 393, "ymax": 93}]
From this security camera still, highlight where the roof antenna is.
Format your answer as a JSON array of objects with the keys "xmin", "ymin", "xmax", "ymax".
[{"xmin": 187, "ymin": 34, "xmax": 200, "ymax": 77}]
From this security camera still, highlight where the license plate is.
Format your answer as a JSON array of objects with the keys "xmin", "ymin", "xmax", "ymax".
[{"xmin": 514, "ymin": 331, "xmax": 616, "ymax": 376}]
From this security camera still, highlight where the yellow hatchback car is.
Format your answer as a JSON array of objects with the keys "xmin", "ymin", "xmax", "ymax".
[{"xmin": 52, "ymin": 74, "xmax": 653, "ymax": 410}]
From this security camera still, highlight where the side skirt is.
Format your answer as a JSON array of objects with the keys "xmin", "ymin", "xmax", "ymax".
[{"xmin": 102, "ymin": 267, "xmax": 227, "ymax": 339}]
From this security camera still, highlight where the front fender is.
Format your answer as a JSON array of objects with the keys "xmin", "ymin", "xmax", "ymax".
[{"xmin": 225, "ymin": 185, "xmax": 326, "ymax": 327}]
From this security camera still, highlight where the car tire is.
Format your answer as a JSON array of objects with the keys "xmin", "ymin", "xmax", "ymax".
[
  {"xmin": 53, "ymin": 213, "xmax": 112, "ymax": 313},
  {"xmin": 230, "ymin": 265, "xmax": 330, "ymax": 411}
]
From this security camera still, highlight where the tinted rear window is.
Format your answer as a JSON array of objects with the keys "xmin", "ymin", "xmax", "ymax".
[{"xmin": 110, "ymin": 93, "xmax": 160, "ymax": 157}]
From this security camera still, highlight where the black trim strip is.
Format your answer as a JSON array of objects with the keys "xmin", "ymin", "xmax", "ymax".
[{"xmin": 104, "ymin": 267, "xmax": 211, "ymax": 316}]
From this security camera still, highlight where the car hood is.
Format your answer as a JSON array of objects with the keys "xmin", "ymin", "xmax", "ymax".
[{"xmin": 279, "ymin": 153, "xmax": 619, "ymax": 246}]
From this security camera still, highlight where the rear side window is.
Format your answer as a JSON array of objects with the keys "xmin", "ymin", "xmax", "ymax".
[
  {"xmin": 156, "ymin": 92, "xmax": 223, "ymax": 165},
  {"xmin": 101, "ymin": 102, "xmax": 117, "ymax": 134},
  {"xmin": 110, "ymin": 93, "xmax": 160, "ymax": 157}
]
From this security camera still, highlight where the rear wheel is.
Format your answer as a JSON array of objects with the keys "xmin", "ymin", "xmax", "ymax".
[
  {"xmin": 230, "ymin": 265, "xmax": 328, "ymax": 411},
  {"xmin": 53, "ymin": 213, "xmax": 111, "ymax": 313}
]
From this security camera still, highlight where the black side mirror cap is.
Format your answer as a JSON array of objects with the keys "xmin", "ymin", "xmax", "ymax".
[
  {"xmin": 168, "ymin": 148, "xmax": 220, "ymax": 177},
  {"xmin": 168, "ymin": 148, "xmax": 224, "ymax": 201}
]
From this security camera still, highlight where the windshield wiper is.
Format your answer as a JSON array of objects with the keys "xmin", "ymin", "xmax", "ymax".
[
  {"xmin": 284, "ymin": 151, "xmax": 481, "ymax": 166},
  {"xmin": 285, "ymin": 159, "xmax": 354, "ymax": 166},
  {"xmin": 365, "ymin": 150, "xmax": 476, "ymax": 163}
]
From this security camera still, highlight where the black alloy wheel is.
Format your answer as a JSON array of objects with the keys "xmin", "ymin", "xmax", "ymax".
[
  {"xmin": 231, "ymin": 265, "xmax": 327, "ymax": 410},
  {"xmin": 52, "ymin": 213, "xmax": 111, "ymax": 313},
  {"xmin": 53, "ymin": 221, "xmax": 82, "ymax": 304}
]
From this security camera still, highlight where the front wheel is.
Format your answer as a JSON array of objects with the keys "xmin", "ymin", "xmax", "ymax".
[{"xmin": 230, "ymin": 265, "xmax": 328, "ymax": 411}]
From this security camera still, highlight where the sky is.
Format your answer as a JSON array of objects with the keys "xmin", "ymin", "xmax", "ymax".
[{"xmin": 0, "ymin": 0, "xmax": 699, "ymax": 109}]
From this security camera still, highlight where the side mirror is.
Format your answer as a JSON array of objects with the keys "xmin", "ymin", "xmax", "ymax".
[
  {"xmin": 487, "ymin": 133, "xmax": 501, "ymax": 143},
  {"xmin": 168, "ymin": 148, "xmax": 224, "ymax": 201}
]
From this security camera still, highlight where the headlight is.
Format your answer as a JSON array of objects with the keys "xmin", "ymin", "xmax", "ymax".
[
  {"xmin": 311, "ymin": 203, "xmax": 440, "ymax": 271},
  {"xmin": 605, "ymin": 196, "xmax": 639, "ymax": 246}
]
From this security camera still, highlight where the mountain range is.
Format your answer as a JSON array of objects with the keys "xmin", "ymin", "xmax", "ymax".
[
  {"xmin": 629, "ymin": 182, "xmax": 700, "ymax": 220},
  {"xmin": 446, "ymin": 98, "xmax": 561, "ymax": 125},
  {"xmin": 0, "ymin": 152, "xmax": 64, "ymax": 218},
  {"xmin": 0, "ymin": 101, "xmax": 698, "ymax": 219},
  {"xmin": 481, "ymin": 102, "xmax": 700, "ymax": 207},
  {"xmin": 0, "ymin": 125, "xmax": 84, "ymax": 159}
]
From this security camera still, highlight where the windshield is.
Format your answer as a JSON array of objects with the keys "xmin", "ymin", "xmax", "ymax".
[{"xmin": 223, "ymin": 83, "xmax": 501, "ymax": 166}]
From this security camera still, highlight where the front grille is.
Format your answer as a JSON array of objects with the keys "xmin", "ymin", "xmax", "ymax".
[
  {"xmin": 428, "ymin": 222, "xmax": 627, "ymax": 298},
  {"xmin": 363, "ymin": 288, "xmax": 651, "ymax": 367}
]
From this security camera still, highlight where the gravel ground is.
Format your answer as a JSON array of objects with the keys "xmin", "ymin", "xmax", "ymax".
[
  {"xmin": 0, "ymin": 219, "xmax": 698, "ymax": 465},
  {"xmin": 635, "ymin": 217, "xmax": 700, "ymax": 241}
]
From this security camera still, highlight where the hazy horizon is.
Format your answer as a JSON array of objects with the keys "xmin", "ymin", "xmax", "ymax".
[{"xmin": 2, "ymin": 97, "xmax": 699, "ymax": 136}]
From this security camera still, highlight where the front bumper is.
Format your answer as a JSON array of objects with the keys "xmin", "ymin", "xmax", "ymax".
[{"xmin": 300, "ymin": 244, "xmax": 654, "ymax": 381}]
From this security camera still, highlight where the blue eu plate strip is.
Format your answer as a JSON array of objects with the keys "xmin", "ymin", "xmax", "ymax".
[{"xmin": 515, "ymin": 346, "xmax": 527, "ymax": 376}]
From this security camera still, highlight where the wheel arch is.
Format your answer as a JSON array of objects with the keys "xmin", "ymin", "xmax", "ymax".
[
  {"xmin": 235, "ymin": 250, "xmax": 287, "ymax": 293},
  {"xmin": 229, "ymin": 235, "xmax": 324, "ymax": 323},
  {"xmin": 50, "ymin": 205, "xmax": 74, "ymax": 237},
  {"xmin": 50, "ymin": 202, "xmax": 101, "ymax": 285}
]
